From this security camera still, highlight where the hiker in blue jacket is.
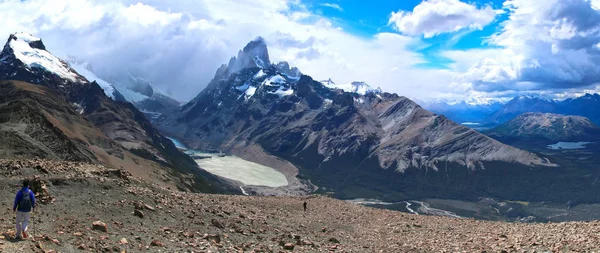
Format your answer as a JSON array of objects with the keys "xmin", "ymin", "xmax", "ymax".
[{"xmin": 13, "ymin": 179, "xmax": 35, "ymax": 240}]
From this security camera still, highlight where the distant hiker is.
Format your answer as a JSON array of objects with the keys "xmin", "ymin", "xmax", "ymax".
[
  {"xmin": 13, "ymin": 179, "xmax": 35, "ymax": 240},
  {"xmin": 303, "ymin": 201, "xmax": 307, "ymax": 212}
]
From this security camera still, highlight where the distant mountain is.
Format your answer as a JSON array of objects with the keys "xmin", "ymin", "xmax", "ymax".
[
  {"xmin": 486, "ymin": 112, "xmax": 600, "ymax": 142},
  {"xmin": 487, "ymin": 95, "xmax": 557, "ymax": 124},
  {"xmin": 484, "ymin": 94, "xmax": 600, "ymax": 125},
  {"xmin": 556, "ymin": 94, "xmax": 600, "ymax": 124},
  {"xmin": 64, "ymin": 57, "xmax": 181, "ymax": 116},
  {"xmin": 0, "ymin": 32, "xmax": 225, "ymax": 193},
  {"xmin": 421, "ymin": 100, "xmax": 503, "ymax": 125},
  {"xmin": 158, "ymin": 37, "xmax": 559, "ymax": 202},
  {"xmin": 320, "ymin": 79, "xmax": 383, "ymax": 95}
]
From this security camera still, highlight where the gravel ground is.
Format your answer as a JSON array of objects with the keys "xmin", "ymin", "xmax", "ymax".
[{"xmin": 0, "ymin": 159, "xmax": 598, "ymax": 252}]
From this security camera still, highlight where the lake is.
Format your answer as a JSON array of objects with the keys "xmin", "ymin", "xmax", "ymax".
[
  {"xmin": 547, "ymin": 142, "xmax": 593, "ymax": 150},
  {"xmin": 167, "ymin": 137, "xmax": 288, "ymax": 187}
]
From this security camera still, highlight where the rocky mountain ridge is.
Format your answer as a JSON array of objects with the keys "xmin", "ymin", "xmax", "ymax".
[
  {"xmin": 428, "ymin": 94, "xmax": 600, "ymax": 126},
  {"xmin": 158, "ymin": 37, "xmax": 558, "ymax": 202},
  {"xmin": 486, "ymin": 112, "xmax": 600, "ymax": 142},
  {"xmin": 0, "ymin": 32, "xmax": 226, "ymax": 193}
]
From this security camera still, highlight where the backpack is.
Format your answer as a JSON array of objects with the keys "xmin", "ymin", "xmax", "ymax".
[{"xmin": 19, "ymin": 190, "xmax": 31, "ymax": 210}]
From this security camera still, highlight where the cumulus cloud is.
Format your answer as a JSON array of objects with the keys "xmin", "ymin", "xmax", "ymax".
[
  {"xmin": 0, "ymin": 0, "xmax": 469, "ymax": 102},
  {"xmin": 457, "ymin": 0, "xmax": 600, "ymax": 94},
  {"xmin": 389, "ymin": 0, "xmax": 497, "ymax": 38}
]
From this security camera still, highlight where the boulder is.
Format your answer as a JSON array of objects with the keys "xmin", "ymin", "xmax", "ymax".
[
  {"xmin": 92, "ymin": 221, "xmax": 108, "ymax": 233},
  {"xmin": 150, "ymin": 239, "xmax": 163, "ymax": 247},
  {"xmin": 211, "ymin": 219, "xmax": 225, "ymax": 229},
  {"xmin": 283, "ymin": 243, "xmax": 295, "ymax": 250},
  {"xmin": 134, "ymin": 209, "xmax": 144, "ymax": 218},
  {"xmin": 202, "ymin": 234, "xmax": 221, "ymax": 243}
]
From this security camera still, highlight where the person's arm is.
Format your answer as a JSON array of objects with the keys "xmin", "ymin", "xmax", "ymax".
[
  {"xmin": 13, "ymin": 191, "xmax": 21, "ymax": 212},
  {"xmin": 29, "ymin": 191, "xmax": 35, "ymax": 211}
]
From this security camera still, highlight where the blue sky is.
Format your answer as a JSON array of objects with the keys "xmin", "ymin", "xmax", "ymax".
[
  {"xmin": 305, "ymin": 0, "xmax": 508, "ymax": 69},
  {"xmin": 1, "ymin": 0, "xmax": 600, "ymax": 102}
]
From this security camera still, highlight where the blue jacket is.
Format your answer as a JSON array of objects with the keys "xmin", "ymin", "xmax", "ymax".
[{"xmin": 13, "ymin": 187, "xmax": 35, "ymax": 212}]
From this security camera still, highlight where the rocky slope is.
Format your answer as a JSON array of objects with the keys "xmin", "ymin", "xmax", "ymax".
[
  {"xmin": 158, "ymin": 38, "xmax": 559, "ymax": 202},
  {"xmin": 0, "ymin": 33, "xmax": 226, "ymax": 193},
  {"xmin": 486, "ymin": 112, "xmax": 600, "ymax": 142},
  {"xmin": 0, "ymin": 158, "xmax": 599, "ymax": 252}
]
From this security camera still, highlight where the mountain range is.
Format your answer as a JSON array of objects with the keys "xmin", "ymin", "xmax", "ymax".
[
  {"xmin": 425, "ymin": 94, "xmax": 600, "ymax": 126},
  {"xmin": 152, "ymin": 37, "xmax": 581, "ymax": 202},
  {"xmin": 419, "ymin": 100, "xmax": 503, "ymax": 125},
  {"xmin": 5, "ymin": 33, "xmax": 600, "ymax": 204},
  {"xmin": 0, "ymin": 32, "xmax": 226, "ymax": 193}
]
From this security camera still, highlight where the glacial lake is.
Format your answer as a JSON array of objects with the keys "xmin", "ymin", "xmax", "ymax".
[
  {"xmin": 547, "ymin": 142, "xmax": 593, "ymax": 150},
  {"xmin": 167, "ymin": 137, "xmax": 288, "ymax": 187}
]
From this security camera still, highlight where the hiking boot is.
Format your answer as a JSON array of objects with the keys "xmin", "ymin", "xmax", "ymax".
[{"xmin": 22, "ymin": 231, "xmax": 28, "ymax": 239}]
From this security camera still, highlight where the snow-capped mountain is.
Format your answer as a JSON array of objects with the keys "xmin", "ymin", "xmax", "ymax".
[
  {"xmin": 65, "ymin": 57, "xmax": 180, "ymax": 115},
  {"xmin": 421, "ymin": 99, "xmax": 504, "ymax": 125},
  {"xmin": 0, "ymin": 32, "xmax": 225, "ymax": 192},
  {"xmin": 0, "ymin": 33, "xmax": 88, "ymax": 94},
  {"xmin": 488, "ymin": 96, "xmax": 559, "ymax": 124},
  {"xmin": 320, "ymin": 79, "xmax": 382, "ymax": 95},
  {"xmin": 158, "ymin": 37, "xmax": 555, "ymax": 201},
  {"xmin": 109, "ymin": 72, "xmax": 181, "ymax": 115},
  {"xmin": 427, "ymin": 93, "xmax": 600, "ymax": 127},
  {"xmin": 65, "ymin": 57, "xmax": 125, "ymax": 101}
]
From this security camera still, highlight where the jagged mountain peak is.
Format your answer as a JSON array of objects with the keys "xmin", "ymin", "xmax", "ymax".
[
  {"xmin": 7, "ymin": 32, "xmax": 46, "ymax": 50},
  {"xmin": 225, "ymin": 37, "xmax": 271, "ymax": 74},
  {"xmin": 0, "ymin": 32, "xmax": 83, "ymax": 83},
  {"xmin": 242, "ymin": 36, "xmax": 268, "ymax": 56}
]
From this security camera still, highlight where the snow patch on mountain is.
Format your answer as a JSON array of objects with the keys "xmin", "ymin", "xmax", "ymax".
[
  {"xmin": 67, "ymin": 58, "xmax": 116, "ymax": 99},
  {"xmin": 254, "ymin": 69, "xmax": 266, "ymax": 79},
  {"xmin": 320, "ymin": 79, "xmax": 382, "ymax": 95},
  {"xmin": 113, "ymin": 82, "xmax": 149, "ymax": 102},
  {"xmin": 253, "ymin": 56, "xmax": 267, "ymax": 69},
  {"xmin": 263, "ymin": 75, "xmax": 294, "ymax": 98},
  {"xmin": 8, "ymin": 32, "xmax": 79, "ymax": 82},
  {"xmin": 262, "ymin": 75, "xmax": 285, "ymax": 86},
  {"xmin": 245, "ymin": 86, "xmax": 257, "ymax": 99},
  {"xmin": 271, "ymin": 85, "xmax": 294, "ymax": 98}
]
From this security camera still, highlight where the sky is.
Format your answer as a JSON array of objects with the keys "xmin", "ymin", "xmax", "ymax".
[{"xmin": 1, "ymin": 0, "xmax": 600, "ymax": 103}]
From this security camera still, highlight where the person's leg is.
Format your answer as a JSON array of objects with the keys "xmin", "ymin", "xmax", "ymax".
[
  {"xmin": 22, "ymin": 212, "xmax": 30, "ymax": 238},
  {"xmin": 15, "ymin": 211, "xmax": 23, "ymax": 238}
]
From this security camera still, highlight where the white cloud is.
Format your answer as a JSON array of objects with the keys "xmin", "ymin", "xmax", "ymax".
[
  {"xmin": 0, "ymin": 0, "xmax": 468, "ymax": 102},
  {"xmin": 458, "ymin": 0, "xmax": 600, "ymax": 94},
  {"xmin": 119, "ymin": 3, "xmax": 182, "ymax": 26},
  {"xmin": 389, "ymin": 0, "xmax": 497, "ymax": 38},
  {"xmin": 320, "ymin": 3, "xmax": 343, "ymax": 12}
]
